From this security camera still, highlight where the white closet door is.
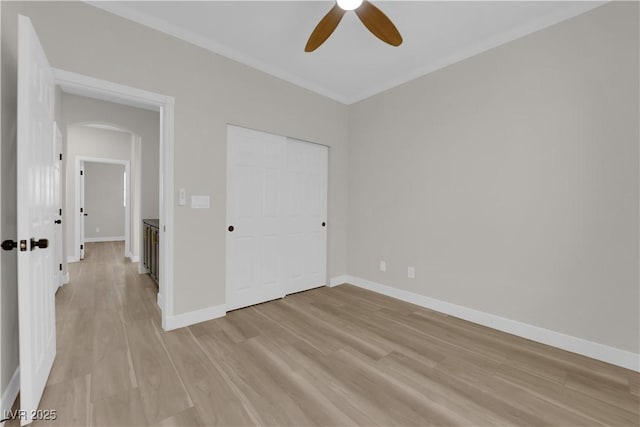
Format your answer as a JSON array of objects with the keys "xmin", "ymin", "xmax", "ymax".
[
  {"xmin": 226, "ymin": 126, "xmax": 286, "ymax": 311},
  {"xmin": 285, "ymin": 138, "xmax": 328, "ymax": 294}
]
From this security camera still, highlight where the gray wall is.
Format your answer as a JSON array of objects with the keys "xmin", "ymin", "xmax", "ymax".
[
  {"xmin": 348, "ymin": 2, "xmax": 639, "ymax": 353},
  {"xmin": 0, "ymin": 0, "xmax": 20, "ymax": 399},
  {"xmin": 17, "ymin": 1, "xmax": 351, "ymax": 316},
  {"xmin": 84, "ymin": 162, "xmax": 125, "ymax": 239}
]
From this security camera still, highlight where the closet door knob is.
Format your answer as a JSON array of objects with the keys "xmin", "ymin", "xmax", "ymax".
[
  {"xmin": 321, "ymin": 222, "xmax": 326, "ymax": 227},
  {"xmin": 228, "ymin": 226, "xmax": 235, "ymax": 232}
]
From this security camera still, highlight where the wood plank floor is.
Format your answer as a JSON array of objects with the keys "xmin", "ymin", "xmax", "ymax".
[{"xmin": 10, "ymin": 241, "xmax": 639, "ymax": 426}]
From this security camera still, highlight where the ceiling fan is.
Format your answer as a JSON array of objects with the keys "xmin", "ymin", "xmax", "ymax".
[{"xmin": 305, "ymin": 0, "xmax": 403, "ymax": 52}]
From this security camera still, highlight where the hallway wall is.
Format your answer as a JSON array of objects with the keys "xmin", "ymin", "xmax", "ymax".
[{"xmin": 84, "ymin": 162, "xmax": 126, "ymax": 240}]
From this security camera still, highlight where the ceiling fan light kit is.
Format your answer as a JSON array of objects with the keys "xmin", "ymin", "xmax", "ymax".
[
  {"xmin": 337, "ymin": 0, "xmax": 363, "ymax": 11},
  {"xmin": 305, "ymin": 0, "xmax": 403, "ymax": 52}
]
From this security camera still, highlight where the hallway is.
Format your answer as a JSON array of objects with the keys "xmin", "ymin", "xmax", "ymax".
[{"xmin": 27, "ymin": 242, "xmax": 169, "ymax": 426}]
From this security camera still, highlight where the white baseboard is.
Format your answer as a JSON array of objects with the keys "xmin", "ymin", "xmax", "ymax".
[
  {"xmin": 138, "ymin": 264, "xmax": 148, "ymax": 274},
  {"xmin": 58, "ymin": 272, "xmax": 70, "ymax": 287},
  {"xmin": 84, "ymin": 236, "xmax": 125, "ymax": 243},
  {"xmin": 334, "ymin": 275, "xmax": 640, "ymax": 372},
  {"xmin": 157, "ymin": 293, "xmax": 163, "ymax": 310},
  {"xmin": 164, "ymin": 304, "xmax": 226, "ymax": 331},
  {"xmin": 0, "ymin": 367, "xmax": 20, "ymax": 420},
  {"xmin": 67, "ymin": 256, "xmax": 79, "ymax": 263},
  {"xmin": 129, "ymin": 255, "xmax": 139, "ymax": 263},
  {"xmin": 328, "ymin": 275, "xmax": 349, "ymax": 287}
]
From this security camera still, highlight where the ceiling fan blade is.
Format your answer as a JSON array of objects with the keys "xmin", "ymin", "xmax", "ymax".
[
  {"xmin": 305, "ymin": 4, "xmax": 346, "ymax": 52},
  {"xmin": 355, "ymin": 0, "xmax": 403, "ymax": 47}
]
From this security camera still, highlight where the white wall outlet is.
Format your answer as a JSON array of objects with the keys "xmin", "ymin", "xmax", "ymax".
[
  {"xmin": 379, "ymin": 261, "xmax": 386, "ymax": 272},
  {"xmin": 408, "ymin": 266, "xmax": 415, "ymax": 279},
  {"xmin": 178, "ymin": 188, "xmax": 186, "ymax": 206}
]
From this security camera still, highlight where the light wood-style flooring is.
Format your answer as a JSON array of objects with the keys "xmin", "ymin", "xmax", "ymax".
[{"xmin": 11, "ymin": 241, "xmax": 640, "ymax": 426}]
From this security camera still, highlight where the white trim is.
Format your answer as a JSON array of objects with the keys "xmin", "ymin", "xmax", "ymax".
[
  {"xmin": 54, "ymin": 68, "xmax": 175, "ymax": 332},
  {"xmin": 54, "ymin": 68, "xmax": 169, "ymax": 110},
  {"xmin": 86, "ymin": 1, "xmax": 603, "ymax": 105},
  {"xmin": 340, "ymin": 275, "xmax": 640, "ymax": 372},
  {"xmin": 157, "ymin": 292, "xmax": 163, "ymax": 310},
  {"xmin": 58, "ymin": 272, "xmax": 70, "ymax": 288},
  {"xmin": 66, "ymin": 256, "xmax": 79, "ymax": 264},
  {"xmin": 0, "ymin": 367, "xmax": 20, "ymax": 419},
  {"xmin": 129, "ymin": 255, "xmax": 140, "ymax": 263},
  {"xmin": 138, "ymin": 264, "xmax": 148, "ymax": 275},
  {"xmin": 159, "ymin": 102, "xmax": 175, "ymax": 331},
  {"xmin": 328, "ymin": 275, "xmax": 349, "ymax": 288},
  {"xmin": 75, "ymin": 157, "xmax": 130, "ymax": 262},
  {"xmin": 84, "ymin": 236, "xmax": 125, "ymax": 243},
  {"xmin": 164, "ymin": 304, "xmax": 226, "ymax": 331},
  {"xmin": 346, "ymin": 2, "xmax": 605, "ymax": 104}
]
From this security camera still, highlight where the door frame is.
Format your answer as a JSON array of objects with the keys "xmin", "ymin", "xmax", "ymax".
[
  {"xmin": 74, "ymin": 157, "xmax": 131, "ymax": 260},
  {"xmin": 53, "ymin": 122, "xmax": 65, "ymax": 288},
  {"xmin": 54, "ymin": 68, "xmax": 175, "ymax": 331}
]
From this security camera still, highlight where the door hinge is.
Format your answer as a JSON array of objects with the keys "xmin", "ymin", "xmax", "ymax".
[{"xmin": 59, "ymin": 263, "xmax": 62, "ymax": 271}]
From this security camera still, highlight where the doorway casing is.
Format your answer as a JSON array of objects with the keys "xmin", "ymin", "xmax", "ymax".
[
  {"xmin": 74, "ymin": 157, "xmax": 131, "ymax": 260},
  {"xmin": 54, "ymin": 68, "xmax": 175, "ymax": 330}
]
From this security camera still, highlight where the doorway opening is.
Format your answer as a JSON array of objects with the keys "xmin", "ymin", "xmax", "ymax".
[
  {"xmin": 75, "ymin": 157, "xmax": 131, "ymax": 261},
  {"xmin": 54, "ymin": 69, "xmax": 175, "ymax": 330}
]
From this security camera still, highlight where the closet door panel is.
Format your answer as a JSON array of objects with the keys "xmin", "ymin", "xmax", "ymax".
[
  {"xmin": 226, "ymin": 126, "xmax": 286, "ymax": 311},
  {"xmin": 285, "ymin": 139, "xmax": 328, "ymax": 295}
]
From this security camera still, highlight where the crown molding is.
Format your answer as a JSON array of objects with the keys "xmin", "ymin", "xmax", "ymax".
[
  {"xmin": 86, "ymin": 1, "xmax": 350, "ymax": 104},
  {"xmin": 86, "ymin": 1, "xmax": 605, "ymax": 106},
  {"xmin": 346, "ymin": 1, "xmax": 606, "ymax": 104}
]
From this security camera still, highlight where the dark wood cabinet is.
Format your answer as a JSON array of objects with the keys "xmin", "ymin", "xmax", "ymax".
[{"xmin": 143, "ymin": 219, "xmax": 159, "ymax": 284}]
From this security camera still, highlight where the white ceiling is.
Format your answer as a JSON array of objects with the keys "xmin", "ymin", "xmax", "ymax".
[{"xmin": 88, "ymin": 1, "xmax": 604, "ymax": 104}]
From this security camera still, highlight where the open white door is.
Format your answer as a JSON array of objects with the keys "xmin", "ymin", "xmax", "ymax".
[
  {"xmin": 53, "ymin": 123, "xmax": 63, "ymax": 289},
  {"xmin": 79, "ymin": 162, "xmax": 85, "ymax": 260},
  {"xmin": 17, "ymin": 15, "xmax": 57, "ymax": 425}
]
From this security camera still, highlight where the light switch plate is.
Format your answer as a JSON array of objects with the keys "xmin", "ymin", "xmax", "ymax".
[{"xmin": 191, "ymin": 195, "xmax": 210, "ymax": 209}]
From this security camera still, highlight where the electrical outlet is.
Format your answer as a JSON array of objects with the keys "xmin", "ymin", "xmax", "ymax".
[
  {"xmin": 379, "ymin": 261, "xmax": 386, "ymax": 272},
  {"xmin": 408, "ymin": 266, "xmax": 415, "ymax": 279}
]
